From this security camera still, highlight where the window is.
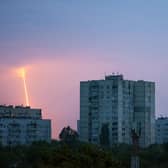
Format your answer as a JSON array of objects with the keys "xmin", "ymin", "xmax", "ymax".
[{"xmin": 112, "ymin": 122, "xmax": 118, "ymax": 126}]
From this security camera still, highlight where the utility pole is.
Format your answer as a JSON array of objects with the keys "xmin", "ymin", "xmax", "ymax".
[{"xmin": 131, "ymin": 127, "xmax": 141, "ymax": 168}]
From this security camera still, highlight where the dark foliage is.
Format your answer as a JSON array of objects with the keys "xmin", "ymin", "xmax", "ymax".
[
  {"xmin": 0, "ymin": 140, "xmax": 168, "ymax": 168},
  {"xmin": 100, "ymin": 123, "xmax": 110, "ymax": 147},
  {"xmin": 0, "ymin": 141, "xmax": 124, "ymax": 168},
  {"xmin": 59, "ymin": 126, "xmax": 78, "ymax": 144}
]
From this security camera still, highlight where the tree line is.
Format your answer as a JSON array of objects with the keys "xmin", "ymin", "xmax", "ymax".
[{"xmin": 0, "ymin": 126, "xmax": 167, "ymax": 168}]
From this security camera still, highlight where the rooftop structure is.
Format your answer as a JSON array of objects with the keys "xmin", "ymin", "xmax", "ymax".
[{"xmin": 0, "ymin": 105, "xmax": 41, "ymax": 119}]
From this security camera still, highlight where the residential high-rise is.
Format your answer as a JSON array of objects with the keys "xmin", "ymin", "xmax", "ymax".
[
  {"xmin": 78, "ymin": 74, "xmax": 155, "ymax": 147},
  {"xmin": 0, "ymin": 105, "xmax": 51, "ymax": 146},
  {"xmin": 156, "ymin": 117, "xmax": 168, "ymax": 144}
]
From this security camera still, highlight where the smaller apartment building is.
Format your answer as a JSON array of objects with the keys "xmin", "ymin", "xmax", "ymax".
[
  {"xmin": 156, "ymin": 117, "xmax": 168, "ymax": 144},
  {"xmin": 0, "ymin": 105, "xmax": 51, "ymax": 146}
]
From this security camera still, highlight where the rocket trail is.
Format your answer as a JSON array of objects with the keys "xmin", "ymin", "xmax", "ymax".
[
  {"xmin": 18, "ymin": 68, "xmax": 30, "ymax": 106},
  {"xmin": 22, "ymin": 71, "xmax": 29, "ymax": 106}
]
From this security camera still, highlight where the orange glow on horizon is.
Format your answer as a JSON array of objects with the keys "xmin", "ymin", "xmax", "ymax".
[{"xmin": 17, "ymin": 68, "xmax": 30, "ymax": 106}]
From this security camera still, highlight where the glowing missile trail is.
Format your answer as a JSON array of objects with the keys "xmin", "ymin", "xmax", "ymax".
[{"xmin": 17, "ymin": 68, "xmax": 30, "ymax": 106}]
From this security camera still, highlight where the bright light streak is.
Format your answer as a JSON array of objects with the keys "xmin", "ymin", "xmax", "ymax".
[{"xmin": 17, "ymin": 68, "xmax": 30, "ymax": 106}]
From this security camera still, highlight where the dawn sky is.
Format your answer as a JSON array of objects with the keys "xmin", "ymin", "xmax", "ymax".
[{"xmin": 0, "ymin": 0, "xmax": 168, "ymax": 138}]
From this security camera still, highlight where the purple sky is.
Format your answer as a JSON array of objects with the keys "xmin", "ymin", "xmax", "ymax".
[{"xmin": 0, "ymin": 0, "xmax": 168, "ymax": 138}]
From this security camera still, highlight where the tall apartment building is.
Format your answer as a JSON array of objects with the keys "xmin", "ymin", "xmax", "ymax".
[
  {"xmin": 156, "ymin": 117, "xmax": 168, "ymax": 144},
  {"xmin": 0, "ymin": 105, "xmax": 51, "ymax": 146},
  {"xmin": 78, "ymin": 74, "xmax": 155, "ymax": 147}
]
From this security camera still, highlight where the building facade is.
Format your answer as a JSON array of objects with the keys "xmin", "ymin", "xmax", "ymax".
[
  {"xmin": 156, "ymin": 117, "xmax": 168, "ymax": 144},
  {"xmin": 79, "ymin": 74, "xmax": 155, "ymax": 147},
  {"xmin": 0, "ymin": 105, "xmax": 51, "ymax": 146}
]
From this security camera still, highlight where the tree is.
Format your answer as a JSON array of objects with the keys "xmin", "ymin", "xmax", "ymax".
[
  {"xmin": 59, "ymin": 126, "xmax": 78, "ymax": 143},
  {"xmin": 100, "ymin": 123, "xmax": 110, "ymax": 147}
]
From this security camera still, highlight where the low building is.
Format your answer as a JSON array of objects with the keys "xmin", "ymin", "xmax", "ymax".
[
  {"xmin": 0, "ymin": 105, "xmax": 51, "ymax": 146},
  {"xmin": 156, "ymin": 117, "xmax": 168, "ymax": 144}
]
